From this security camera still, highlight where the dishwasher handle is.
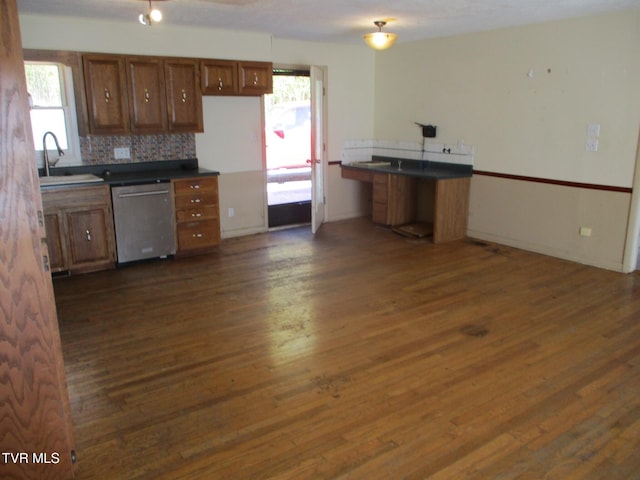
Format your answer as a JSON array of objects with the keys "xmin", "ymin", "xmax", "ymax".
[{"xmin": 117, "ymin": 189, "xmax": 170, "ymax": 199}]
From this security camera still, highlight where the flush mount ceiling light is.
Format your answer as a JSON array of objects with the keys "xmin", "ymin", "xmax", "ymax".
[
  {"xmin": 363, "ymin": 20, "xmax": 397, "ymax": 50},
  {"xmin": 139, "ymin": 0, "xmax": 163, "ymax": 26}
]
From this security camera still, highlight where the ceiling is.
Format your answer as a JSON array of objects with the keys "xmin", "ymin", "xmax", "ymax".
[{"xmin": 16, "ymin": 0, "xmax": 640, "ymax": 45}]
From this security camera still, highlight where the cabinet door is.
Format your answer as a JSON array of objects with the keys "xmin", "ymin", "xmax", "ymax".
[
  {"xmin": 43, "ymin": 212, "xmax": 67, "ymax": 273},
  {"xmin": 66, "ymin": 208, "xmax": 112, "ymax": 267},
  {"xmin": 201, "ymin": 60, "xmax": 239, "ymax": 95},
  {"xmin": 238, "ymin": 61, "xmax": 273, "ymax": 95},
  {"xmin": 127, "ymin": 57, "xmax": 167, "ymax": 133},
  {"xmin": 165, "ymin": 59, "xmax": 203, "ymax": 132},
  {"xmin": 83, "ymin": 54, "xmax": 129, "ymax": 134}
]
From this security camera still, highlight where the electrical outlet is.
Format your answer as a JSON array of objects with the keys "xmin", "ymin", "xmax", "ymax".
[
  {"xmin": 585, "ymin": 138, "xmax": 598, "ymax": 152},
  {"xmin": 228, "ymin": 207, "xmax": 235, "ymax": 218},
  {"xmin": 114, "ymin": 147, "xmax": 131, "ymax": 159}
]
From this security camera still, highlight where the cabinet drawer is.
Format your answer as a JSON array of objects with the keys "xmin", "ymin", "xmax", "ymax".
[
  {"xmin": 173, "ymin": 176, "xmax": 217, "ymax": 195},
  {"xmin": 177, "ymin": 221, "xmax": 220, "ymax": 250},
  {"xmin": 341, "ymin": 167, "xmax": 372, "ymax": 183},
  {"xmin": 373, "ymin": 174, "xmax": 389, "ymax": 203},
  {"xmin": 176, "ymin": 205, "xmax": 218, "ymax": 223},
  {"xmin": 174, "ymin": 191, "xmax": 218, "ymax": 209},
  {"xmin": 372, "ymin": 203, "xmax": 388, "ymax": 225}
]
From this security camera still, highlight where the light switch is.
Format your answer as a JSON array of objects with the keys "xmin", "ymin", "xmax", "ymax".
[{"xmin": 587, "ymin": 123, "xmax": 600, "ymax": 137}]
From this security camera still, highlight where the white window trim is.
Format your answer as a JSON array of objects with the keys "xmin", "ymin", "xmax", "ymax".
[{"xmin": 28, "ymin": 63, "xmax": 83, "ymax": 168}]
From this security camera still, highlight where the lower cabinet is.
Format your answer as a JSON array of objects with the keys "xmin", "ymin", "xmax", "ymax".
[
  {"xmin": 372, "ymin": 173, "xmax": 417, "ymax": 226},
  {"xmin": 172, "ymin": 176, "xmax": 220, "ymax": 255},
  {"xmin": 41, "ymin": 184, "xmax": 117, "ymax": 274}
]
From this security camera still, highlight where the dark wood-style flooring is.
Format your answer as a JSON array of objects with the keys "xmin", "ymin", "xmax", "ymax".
[{"xmin": 53, "ymin": 218, "xmax": 640, "ymax": 479}]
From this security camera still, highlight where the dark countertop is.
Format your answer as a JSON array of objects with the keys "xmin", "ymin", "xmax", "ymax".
[
  {"xmin": 39, "ymin": 159, "xmax": 219, "ymax": 188},
  {"xmin": 342, "ymin": 156, "xmax": 472, "ymax": 180}
]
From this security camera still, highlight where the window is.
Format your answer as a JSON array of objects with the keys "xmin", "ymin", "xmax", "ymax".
[{"xmin": 25, "ymin": 62, "xmax": 82, "ymax": 167}]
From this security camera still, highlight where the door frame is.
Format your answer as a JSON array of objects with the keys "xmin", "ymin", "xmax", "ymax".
[
  {"xmin": 622, "ymin": 128, "xmax": 640, "ymax": 272},
  {"xmin": 310, "ymin": 65, "xmax": 327, "ymax": 234}
]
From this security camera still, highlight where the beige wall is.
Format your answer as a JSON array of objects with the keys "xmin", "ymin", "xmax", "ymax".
[
  {"xmin": 19, "ymin": 10, "xmax": 640, "ymax": 270},
  {"xmin": 374, "ymin": 11, "xmax": 640, "ymax": 271}
]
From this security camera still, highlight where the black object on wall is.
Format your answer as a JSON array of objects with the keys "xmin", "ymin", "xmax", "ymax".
[{"xmin": 415, "ymin": 122, "xmax": 437, "ymax": 138}]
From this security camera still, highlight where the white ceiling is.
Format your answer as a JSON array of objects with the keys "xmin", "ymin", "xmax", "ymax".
[{"xmin": 16, "ymin": 0, "xmax": 640, "ymax": 45}]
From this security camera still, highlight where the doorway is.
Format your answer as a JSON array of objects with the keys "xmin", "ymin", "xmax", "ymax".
[{"xmin": 265, "ymin": 69, "xmax": 312, "ymax": 228}]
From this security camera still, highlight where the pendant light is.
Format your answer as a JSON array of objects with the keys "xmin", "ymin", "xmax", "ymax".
[
  {"xmin": 139, "ymin": 0, "xmax": 163, "ymax": 26},
  {"xmin": 363, "ymin": 21, "xmax": 397, "ymax": 50}
]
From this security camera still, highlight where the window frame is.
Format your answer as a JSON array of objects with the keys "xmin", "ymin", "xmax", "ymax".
[{"xmin": 25, "ymin": 61, "xmax": 83, "ymax": 168}]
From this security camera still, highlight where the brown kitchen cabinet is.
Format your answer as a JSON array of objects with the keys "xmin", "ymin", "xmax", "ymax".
[
  {"xmin": 41, "ymin": 184, "xmax": 117, "ymax": 274},
  {"xmin": 238, "ymin": 61, "xmax": 273, "ymax": 95},
  {"xmin": 372, "ymin": 173, "xmax": 417, "ymax": 226},
  {"xmin": 126, "ymin": 56, "xmax": 167, "ymax": 133},
  {"xmin": 341, "ymin": 165, "xmax": 471, "ymax": 243},
  {"xmin": 83, "ymin": 54, "xmax": 203, "ymax": 134},
  {"xmin": 83, "ymin": 54, "xmax": 129, "ymax": 134},
  {"xmin": 201, "ymin": 59, "xmax": 239, "ymax": 95},
  {"xmin": 172, "ymin": 176, "xmax": 220, "ymax": 255},
  {"xmin": 201, "ymin": 59, "xmax": 272, "ymax": 96},
  {"xmin": 165, "ymin": 58, "xmax": 203, "ymax": 132}
]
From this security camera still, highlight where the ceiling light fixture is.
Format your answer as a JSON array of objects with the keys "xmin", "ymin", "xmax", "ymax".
[
  {"xmin": 363, "ymin": 20, "xmax": 397, "ymax": 50},
  {"xmin": 139, "ymin": 0, "xmax": 163, "ymax": 26}
]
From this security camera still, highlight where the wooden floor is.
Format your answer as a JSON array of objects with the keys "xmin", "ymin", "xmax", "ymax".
[{"xmin": 53, "ymin": 218, "xmax": 640, "ymax": 479}]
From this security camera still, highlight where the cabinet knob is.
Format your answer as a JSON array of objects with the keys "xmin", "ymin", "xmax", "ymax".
[
  {"xmin": 104, "ymin": 88, "xmax": 111, "ymax": 103},
  {"xmin": 144, "ymin": 88, "xmax": 150, "ymax": 103},
  {"xmin": 191, "ymin": 212, "xmax": 202, "ymax": 218},
  {"xmin": 181, "ymin": 89, "xmax": 187, "ymax": 103},
  {"xmin": 85, "ymin": 229, "xmax": 92, "ymax": 241},
  {"xmin": 253, "ymin": 73, "xmax": 259, "ymax": 86},
  {"xmin": 192, "ymin": 233, "xmax": 204, "ymax": 238},
  {"xmin": 190, "ymin": 184, "xmax": 201, "ymax": 189},
  {"xmin": 218, "ymin": 78, "xmax": 223, "ymax": 91},
  {"xmin": 190, "ymin": 198, "xmax": 201, "ymax": 203}
]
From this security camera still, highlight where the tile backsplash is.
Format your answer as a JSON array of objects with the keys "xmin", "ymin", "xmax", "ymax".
[{"xmin": 80, "ymin": 133, "xmax": 196, "ymax": 165}]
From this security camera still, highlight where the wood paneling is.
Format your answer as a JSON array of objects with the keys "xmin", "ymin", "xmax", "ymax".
[
  {"xmin": 52, "ymin": 218, "xmax": 640, "ymax": 479},
  {"xmin": 0, "ymin": 1, "xmax": 76, "ymax": 478},
  {"xmin": 434, "ymin": 176, "xmax": 470, "ymax": 243}
]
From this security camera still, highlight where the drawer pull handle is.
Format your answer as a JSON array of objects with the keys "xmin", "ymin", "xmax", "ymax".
[
  {"xmin": 86, "ymin": 229, "xmax": 92, "ymax": 241},
  {"xmin": 253, "ymin": 73, "xmax": 259, "ymax": 86},
  {"xmin": 191, "ymin": 213, "xmax": 202, "ymax": 217},
  {"xmin": 218, "ymin": 78, "xmax": 223, "ymax": 91},
  {"xmin": 181, "ymin": 89, "xmax": 187, "ymax": 103},
  {"xmin": 190, "ymin": 184, "xmax": 201, "ymax": 189},
  {"xmin": 192, "ymin": 233, "xmax": 204, "ymax": 238},
  {"xmin": 144, "ymin": 88, "xmax": 150, "ymax": 103},
  {"xmin": 190, "ymin": 199, "xmax": 201, "ymax": 204},
  {"xmin": 104, "ymin": 88, "xmax": 111, "ymax": 103}
]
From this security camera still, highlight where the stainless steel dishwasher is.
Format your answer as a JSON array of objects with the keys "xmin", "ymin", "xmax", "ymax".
[{"xmin": 111, "ymin": 182, "xmax": 176, "ymax": 264}]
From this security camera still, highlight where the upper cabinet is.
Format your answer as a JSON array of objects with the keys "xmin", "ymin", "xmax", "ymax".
[
  {"xmin": 164, "ymin": 58, "xmax": 203, "ymax": 133},
  {"xmin": 82, "ymin": 53, "xmax": 271, "ymax": 134},
  {"xmin": 126, "ymin": 57, "xmax": 167, "ymax": 133},
  {"xmin": 238, "ymin": 62, "xmax": 273, "ymax": 95},
  {"xmin": 201, "ymin": 60, "xmax": 272, "ymax": 96},
  {"xmin": 201, "ymin": 59, "xmax": 239, "ymax": 95},
  {"xmin": 83, "ymin": 54, "xmax": 129, "ymax": 134},
  {"xmin": 84, "ymin": 54, "xmax": 203, "ymax": 135}
]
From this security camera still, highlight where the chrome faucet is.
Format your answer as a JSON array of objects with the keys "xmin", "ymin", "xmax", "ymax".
[{"xmin": 42, "ymin": 131, "xmax": 64, "ymax": 176}]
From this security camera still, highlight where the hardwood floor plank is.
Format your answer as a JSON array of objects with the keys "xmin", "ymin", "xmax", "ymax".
[{"xmin": 52, "ymin": 218, "xmax": 640, "ymax": 479}]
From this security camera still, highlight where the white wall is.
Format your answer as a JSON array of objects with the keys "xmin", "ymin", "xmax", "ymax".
[
  {"xmin": 373, "ymin": 11, "xmax": 640, "ymax": 271},
  {"xmin": 19, "ymin": 13, "xmax": 376, "ymax": 236}
]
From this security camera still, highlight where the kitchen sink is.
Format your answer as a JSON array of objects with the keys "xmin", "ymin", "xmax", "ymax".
[{"xmin": 39, "ymin": 174, "xmax": 104, "ymax": 186}]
